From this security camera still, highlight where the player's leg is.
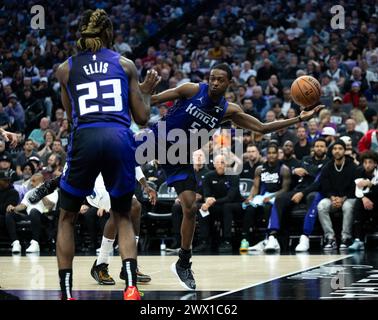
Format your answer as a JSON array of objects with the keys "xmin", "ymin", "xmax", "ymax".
[
  {"xmin": 90, "ymin": 211, "xmax": 117, "ymax": 285},
  {"xmin": 169, "ymin": 173, "xmax": 198, "ymax": 290}
]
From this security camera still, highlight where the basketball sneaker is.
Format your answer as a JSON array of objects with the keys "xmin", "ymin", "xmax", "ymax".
[
  {"xmin": 295, "ymin": 235, "xmax": 310, "ymax": 252},
  {"xmin": 264, "ymin": 235, "xmax": 280, "ymax": 253},
  {"xmin": 348, "ymin": 239, "xmax": 365, "ymax": 251},
  {"xmin": 171, "ymin": 261, "xmax": 196, "ymax": 290},
  {"xmin": 123, "ymin": 286, "xmax": 141, "ymax": 300},
  {"xmin": 90, "ymin": 260, "xmax": 115, "ymax": 285},
  {"xmin": 248, "ymin": 239, "xmax": 268, "ymax": 251},
  {"xmin": 119, "ymin": 267, "xmax": 152, "ymax": 284}
]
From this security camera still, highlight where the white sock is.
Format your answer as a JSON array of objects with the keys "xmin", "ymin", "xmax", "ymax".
[
  {"xmin": 97, "ymin": 236, "xmax": 115, "ymax": 265},
  {"xmin": 135, "ymin": 236, "xmax": 139, "ymax": 245}
]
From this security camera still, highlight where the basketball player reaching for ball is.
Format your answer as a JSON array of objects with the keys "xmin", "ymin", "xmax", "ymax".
[
  {"xmin": 54, "ymin": 9, "xmax": 159, "ymax": 300},
  {"xmin": 132, "ymin": 63, "xmax": 324, "ymax": 290},
  {"xmin": 29, "ymin": 63, "xmax": 324, "ymax": 292}
]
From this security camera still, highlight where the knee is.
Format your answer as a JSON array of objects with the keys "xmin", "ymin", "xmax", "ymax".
[
  {"xmin": 131, "ymin": 198, "xmax": 142, "ymax": 215},
  {"xmin": 59, "ymin": 211, "xmax": 77, "ymax": 225},
  {"xmin": 317, "ymin": 199, "xmax": 330, "ymax": 213},
  {"xmin": 182, "ymin": 203, "xmax": 197, "ymax": 219}
]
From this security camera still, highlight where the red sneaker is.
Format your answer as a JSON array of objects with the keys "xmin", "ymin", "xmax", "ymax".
[{"xmin": 123, "ymin": 286, "xmax": 141, "ymax": 300}]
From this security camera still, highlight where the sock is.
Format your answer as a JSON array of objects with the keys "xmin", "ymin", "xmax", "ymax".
[
  {"xmin": 59, "ymin": 269, "xmax": 73, "ymax": 300},
  {"xmin": 135, "ymin": 236, "xmax": 139, "ymax": 245},
  {"xmin": 122, "ymin": 258, "xmax": 137, "ymax": 288},
  {"xmin": 178, "ymin": 248, "xmax": 192, "ymax": 268},
  {"xmin": 97, "ymin": 236, "xmax": 115, "ymax": 265}
]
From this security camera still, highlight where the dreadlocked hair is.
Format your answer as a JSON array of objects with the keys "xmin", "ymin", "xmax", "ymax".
[{"xmin": 77, "ymin": 9, "xmax": 113, "ymax": 52}]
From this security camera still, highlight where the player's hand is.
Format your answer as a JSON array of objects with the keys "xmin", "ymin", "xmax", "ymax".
[
  {"xmin": 201, "ymin": 204, "xmax": 209, "ymax": 211},
  {"xmin": 0, "ymin": 128, "xmax": 19, "ymax": 148},
  {"xmin": 140, "ymin": 69, "xmax": 161, "ymax": 94},
  {"xmin": 144, "ymin": 185, "xmax": 157, "ymax": 205},
  {"xmin": 291, "ymin": 192, "xmax": 304, "ymax": 204},
  {"xmin": 299, "ymin": 105, "xmax": 325, "ymax": 122}
]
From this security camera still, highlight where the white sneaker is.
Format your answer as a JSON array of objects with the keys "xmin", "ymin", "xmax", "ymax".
[
  {"xmin": 264, "ymin": 235, "xmax": 281, "ymax": 253},
  {"xmin": 248, "ymin": 239, "xmax": 268, "ymax": 251},
  {"xmin": 26, "ymin": 240, "xmax": 40, "ymax": 253},
  {"xmin": 11, "ymin": 240, "xmax": 21, "ymax": 253},
  {"xmin": 295, "ymin": 235, "xmax": 310, "ymax": 252}
]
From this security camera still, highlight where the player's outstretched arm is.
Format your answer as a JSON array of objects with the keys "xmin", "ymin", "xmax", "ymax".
[
  {"xmin": 0, "ymin": 128, "xmax": 19, "ymax": 148},
  {"xmin": 224, "ymin": 102, "xmax": 324, "ymax": 134},
  {"xmin": 150, "ymin": 82, "xmax": 199, "ymax": 105}
]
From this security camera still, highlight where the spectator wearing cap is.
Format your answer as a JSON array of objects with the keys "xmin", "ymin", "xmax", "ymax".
[
  {"xmin": 0, "ymin": 170, "xmax": 19, "ymax": 234},
  {"xmin": 330, "ymin": 96, "xmax": 348, "ymax": 129},
  {"xmin": 343, "ymin": 118, "xmax": 364, "ymax": 149},
  {"xmin": 13, "ymin": 161, "xmax": 35, "ymax": 201},
  {"xmin": 340, "ymin": 135, "xmax": 359, "ymax": 166},
  {"xmin": 321, "ymin": 126, "xmax": 338, "ymax": 147},
  {"xmin": 15, "ymin": 139, "xmax": 37, "ymax": 177},
  {"xmin": 317, "ymin": 139, "xmax": 357, "ymax": 250},
  {"xmin": 343, "ymin": 81, "xmax": 362, "ymax": 108},
  {"xmin": 28, "ymin": 117, "xmax": 50, "ymax": 148},
  {"xmin": 4, "ymin": 94, "xmax": 25, "ymax": 132},
  {"xmin": 0, "ymin": 154, "xmax": 16, "ymax": 181},
  {"xmin": 149, "ymin": 103, "xmax": 169, "ymax": 125},
  {"xmin": 28, "ymin": 156, "xmax": 43, "ymax": 173},
  {"xmin": 6, "ymin": 173, "xmax": 58, "ymax": 253}
]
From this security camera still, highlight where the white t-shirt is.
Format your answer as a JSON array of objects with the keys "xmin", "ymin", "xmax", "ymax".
[{"xmin": 21, "ymin": 187, "xmax": 59, "ymax": 215}]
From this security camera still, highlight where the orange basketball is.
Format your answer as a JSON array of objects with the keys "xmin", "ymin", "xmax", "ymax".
[{"xmin": 290, "ymin": 75, "xmax": 321, "ymax": 110}]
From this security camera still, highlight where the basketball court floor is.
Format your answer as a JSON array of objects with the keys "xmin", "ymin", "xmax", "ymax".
[{"xmin": 1, "ymin": 251, "xmax": 378, "ymax": 300}]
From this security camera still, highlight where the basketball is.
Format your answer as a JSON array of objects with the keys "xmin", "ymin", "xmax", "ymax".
[{"xmin": 290, "ymin": 76, "xmax": 321, "ymax": 110}]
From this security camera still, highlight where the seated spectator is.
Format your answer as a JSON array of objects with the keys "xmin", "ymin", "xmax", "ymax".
[
  {"xmin": 317, "ymin": 140, "xmax": 357, "ymax": 250},
  {"xmin": 245, "ymin": 76, "xmax": 258, "ymax": 98},
  {"xmin": 241, "ymin": 143, "xmax": 291, "ymax": 252},
  {"xmin": 330, "ymin": 96, "xmax": 348, "ymax": 129},
  {"xmin": 240, "ymin": 144, "xmax": 263, "ymax": 179},
  {"xmin": 28, "ymin": 156, "xmax": 43, "ymax": 173},
  {"xmin": 239, "ymin": 61, "xmax": 256, "ymax": 83},
  {"xmin": 264, "ymin": 74, "xmax": 283, "ymax": 99},
  {"xmin": 319, "ymin": 109, "xmax": 337, "ymax": 131},
  {"xmin": 4, "ymin": 94, "xmax": 25, "ymax": 132},
  {"xmin": 321, "ymin": 74, "xmax": 340, "ymax": 97},
  {"xmin": 271, "ymin": 102, "xmax": 284, "ymax": 119},
  {"xmin": 13, "ymin": 161, "xmax": 35, "ymax": 201},
  {"xmin": 325, "ymin": 56, "xmax": 346, "ymax": 88},
  {"xmin": 15, "ymin": 139, "xmax": 37, "ymax": 177},
  {"xmin": 37, "ymin": 129, "xmax": 56, "ymax": 162},
  {"xmin": 242, "ymin": 98, "xmax": 260, "ymax": 120},
  {"xmin": 6, "ymin": 173, "xmax": 58, "ymax": 253},
  {"xmin": 198, "ymin": 155, "xmax": 243, "ymax": 253},
  {"xmin": 49, "ymin": 108, "xmax": 65, "ymax": 135},
  {"xmin": 350, "ymin": 108, "xmax": 369, "ymax": 135},
  {"xmin": 343, "ymin": 66, "xmax": 369, "ymax": 94},
  {"xmin": 282, "ymin": 140, "xmax": 300, "ymax": 174},
  {"xmin": 251, "ymin": 85, "xmax": 269, "ymax": 118},
  {"xmin": 0, "ymin": 170, "xmax": 19, "ymax": 233},
  {"xmin": 358, "ymin": 96, "xmax": 377, "ymax": 128},
  {"xmin": 45, "ymin": 139, "xmax": 66, "ymax": 166},
  {"xmin": 321, "ymin": 126, "xmax": 338, "ymax": 148},
  {"xmin": 0, "ymin": 154, "xmax": 17, "ymax": 181},
  {"xmin": 141, "ymin": 160, "xmax": 166, "ymax": 189},
  {"xmin": 271, "ymin": 127, "xmax": 298, "ymax": 147},
  {"xmin": 294, "ymin": 126, "xmax": 311, "ymax": 160},
  {"xmin": 343, "ymin": 118, "xmax": 364, "ymax": 149},
  {"xmin": 307, "ymin": 118, "xmax": 321, "ymax": 144},
  {"xmin": 358, "ymin": 129, "xmax": 378, "ymax": 153},
  {"xmin": 41, "ymin": 153, "xmax": 63, "ymax": 181},
  {"xmin": 256, "ymin": 59, "xmax": 278, "ymax": 82},
  {"xmin": 281, "ymin": 88, "xmax": 300, "ymax": 117},
  {"xmin": 28, "ymin": 117, "xmax": 50, "ymax": 148},
  {"xmin": 56, "ymin": 118, "xmax": 70, "ymax": 148},
  {"xmin": 349, "ymin": 151, "xmax": 378, "ymax": 251},
  {"xmin": 343, "ymin": 81, "xmax": 362, "ymax": 108}
]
